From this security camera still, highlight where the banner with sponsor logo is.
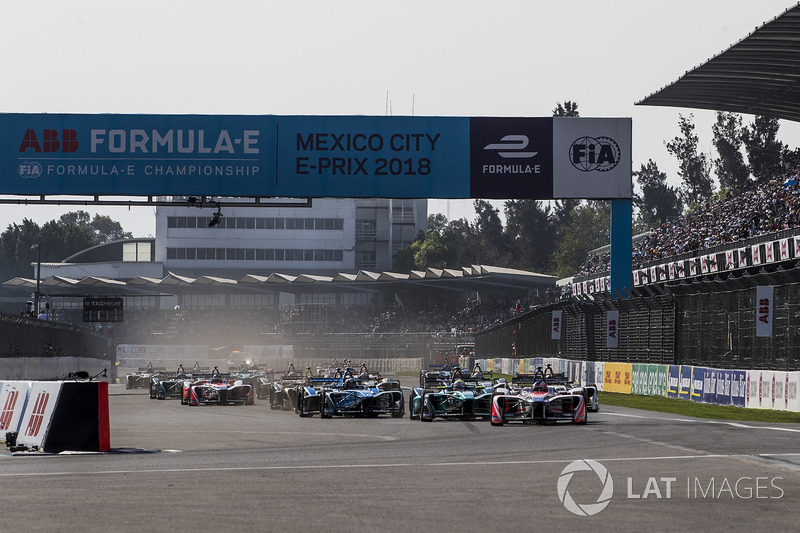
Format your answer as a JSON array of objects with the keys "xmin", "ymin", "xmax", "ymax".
[
  {"xmin": 701, "ymin": 368, "xmax": 747, "ymax": 407},
  {"xmin": 602, "ymin": 362, "xmax": 632, "ymax": 394},
  {"xmin": 1, "ymin": 114, "xmax": 632, "ymax": 200},
  {"xmin": 116, "ymin": 344, "xmax": 208, "ymax": 360},
  {"xmin": 631, "ymin": 364, "xmax": 669, "ymax": 397},
  {"xmin": 551, "ymin": 310, "xmax": 562, "ymax": 340},
  {"xmin": 667, "ymin": 365, "xmax": 681, "ymax": 399},
  {"xmin": 688, "ymin": 366, "xmax": 705, "ymax": 402},
  {"xmin": 606, "ymin": 310, "xmax": 619, "ymax": 348},
  {"xmin": 755, "ymin": 286, "xmax": 773, "ymax": 337}
]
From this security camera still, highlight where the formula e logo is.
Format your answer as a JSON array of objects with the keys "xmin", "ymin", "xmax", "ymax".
[
  {"xmin": 18, "ymin": 162, "xmax": 42, "ymax": 179},
  {"xmin": 483, "ymin": 135, "xmax": 537, "ymax": 159},
  {"xmin": 570, "ymin": 136, "xmax": 620, "ymax": 172},
  {"xmin": 557, "ymin": 459, "xmax": 614, "ymax": 516}
]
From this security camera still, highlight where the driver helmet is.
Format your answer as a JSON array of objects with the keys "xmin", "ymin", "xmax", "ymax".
[
  {"xmin": 452, "ymin": 379, "xmax": 466, "ymax": 391},
  {"xmin": 533, "ymin": 380, "xmax": 548, "ymax": 393}
]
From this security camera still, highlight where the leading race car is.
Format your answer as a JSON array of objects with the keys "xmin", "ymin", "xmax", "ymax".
[
  {"xmin": 182, "ymin": 366, "xmax": 255, "ymax": 406},
  {"xmin": 409, "ymin": 365, "xmax": 494, "ymax": 421},
  {"xmin": 489, "ymin": 376, "xmax": 587, "ymax": 426}
]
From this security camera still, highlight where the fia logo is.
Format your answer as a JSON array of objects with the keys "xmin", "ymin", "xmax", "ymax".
[
  {"xmin": 18, "ymin": 162, "xmax": 42, "ymax": 179},
  {"xmin": 570, "ymin": 136, "xmax": 620, "ymax": 172},
  {"xmin": 483, "ymin": 135, "xmax": 537, "ymax": 159}
]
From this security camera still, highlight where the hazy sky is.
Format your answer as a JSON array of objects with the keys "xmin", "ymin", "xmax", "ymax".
[{"xmin": 2, "ymin": 0, "xmax": 799, "ymax": 237}]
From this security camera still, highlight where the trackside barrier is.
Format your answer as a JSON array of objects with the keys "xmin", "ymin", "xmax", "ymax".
[
  {"xmin": 15, "ymin": 381, "xmax": 62, "ymax": 451},
  {"xmin": 474, "ymin": 357, "xmax": 799, "ymax": 412},
  {"xmin": 14, "ymin": 382, "xmax": 110, "ymax": 453},
  {"xmin": 0, "ymin": 381, "xmax": 32, "ymax": 439}
]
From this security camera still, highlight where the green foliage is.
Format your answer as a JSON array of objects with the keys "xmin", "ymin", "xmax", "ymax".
[
  {"xmin": 551, "ymin": 201, "xmax": 610, "ymax": 278},
  {"xmin": 712, "ymin": 111, "xmax": 749, "ymax": 189},
  {"xmin": 0, "ymin": 211, "xmax": 131, "ymax": 282},
  {"xmin": 741, "ymin": 115, "xmax": 786, "ymax": 183},
  {"xmin": 633, "ymin": 159, "xmax": 682, "ymax": 226},
  {"xmin": 552, "ymin": 101, "xmax": 580, "ymax": 117},
  {"xmin": 665, "ymin": 113, "xmax": 714, "ymax": 206},
  {"xmin": 503, "ymin": 199, "xmax": 556, "ymax": 272}
]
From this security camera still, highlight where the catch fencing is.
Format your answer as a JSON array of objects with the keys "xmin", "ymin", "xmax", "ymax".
[
  {"xmin": 476, "ymin": 284, "xmax": 800, "ymax": 371},
  {"xmin": 0, "ymin": 313, "xmax": 111, "ymax": 360}
]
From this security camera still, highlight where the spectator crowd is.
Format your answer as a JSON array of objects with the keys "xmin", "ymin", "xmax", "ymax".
[{"xmin": 575, "ymin": 179, "xmax": 800, "ymax": 277}]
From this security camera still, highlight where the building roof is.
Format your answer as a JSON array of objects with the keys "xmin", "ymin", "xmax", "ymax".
[
  {"xmin": 637, "ymin": 3, "xmax": 800, "ymax": 122},
  {"xmin": 3, "ymin": 264, "xmax": 555, "ymax": 299}
]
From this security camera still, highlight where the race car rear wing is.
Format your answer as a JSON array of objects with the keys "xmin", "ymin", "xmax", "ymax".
[{"xmin": 512, "ymin": 373, "xmax": 570, "ymax": 387}]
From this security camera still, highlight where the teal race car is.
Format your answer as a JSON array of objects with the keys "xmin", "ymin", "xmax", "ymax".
[{"xmin": 409, "ymin": 366, "xmax": 494, "ymax": 421}]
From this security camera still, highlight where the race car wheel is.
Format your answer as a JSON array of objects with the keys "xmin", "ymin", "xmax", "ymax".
[
  {"xmin": 269, "ymin": 389, "xmax": 281, "ymax": 410},
  {"xmin": 420, "ymin": 394, "xmax": 433, "ymax": 422},
  {"xmin": 319, "ymin": 391, "xmax": 332, "ymax": 419},
  {"xmin": 297, "ymin": 393, "xmax": 313, "ymax": 417},
  {"xmin": 392, "ymin": 396, "xmax": 404, "ymax": 418}
]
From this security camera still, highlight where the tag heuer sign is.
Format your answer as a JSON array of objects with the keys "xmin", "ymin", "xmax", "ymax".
[{"xmin": 83, "ymin": 297, "xmax": 124, "ymax": 322}]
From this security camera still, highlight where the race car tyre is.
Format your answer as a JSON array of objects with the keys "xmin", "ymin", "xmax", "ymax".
[
  {"xmin": 269, "ymin": 389, "xmax": 281, "ymax": 410},
  {"xmin": 319, "ymin": 391, "xmax": 332, "ymax": 419},
  {"xmin": 297, "ymin": 394, "xmax": 313, "ymax": 417},
  {"xmin": 420, "ymin": 394, "xmax": 433, "ymax": 422},
  {"xmin": 392, "ymin": 397, "xmax": 404, "ymax": 418}
]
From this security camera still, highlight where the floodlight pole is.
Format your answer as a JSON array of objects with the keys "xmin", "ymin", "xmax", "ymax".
[{"xmin": 31, "ymin": 243, "xmax": 41, "ymax": 317}]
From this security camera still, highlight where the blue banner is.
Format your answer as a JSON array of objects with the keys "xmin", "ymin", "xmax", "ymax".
[
  {"xmin": 1, "ymin": 113, "xmax": 632, "ymax": 200},
  {"xmin": 667, "ymin": 365, "xmax": 681, "ymax": 399},
  {"xmin": 700, "ymin": 368, "xmax": 748, "ymax": 407},
  {"xmin": 689, "ymin": 367, "xmax": 705, "ymax": 403}
]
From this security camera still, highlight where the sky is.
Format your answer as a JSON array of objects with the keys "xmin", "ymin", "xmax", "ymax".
[{"xmin": 2, "ymin": 0, "xmax": 800, "ymax": 237}]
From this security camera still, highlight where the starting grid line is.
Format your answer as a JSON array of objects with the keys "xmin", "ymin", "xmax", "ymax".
[{"xmin": 2, "ymin": 453, "xmax": 800, "ymax": 478}]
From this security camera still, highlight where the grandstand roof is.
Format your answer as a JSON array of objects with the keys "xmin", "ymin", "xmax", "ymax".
[
  {"xmin": 2, "ymin": 264, "xmax": 555, "ymax": 299},
  {"xmin": 637, "ymin": 3, "xmax": 800, "ymax": 122}
]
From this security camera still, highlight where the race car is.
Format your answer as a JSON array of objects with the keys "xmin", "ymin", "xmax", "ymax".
[
  {"xmin": 268, "ymin": 363, "xmax": 309, "ymax": 410},
  {"xmin": 125, "ymin": 367, "xmax": 165, "ymax": 389},
  {"xmin": 419, "ymin": 362, "xmax": 462, "ymax": 388},
  {"xmin": 231, "ymin": 366, "xmax": 273, "ymax": 400},
  {"xmin": 297, "ymin": 374, "xmax": 405, "ymax": 418},
  {"xmin": 182, "ymin": 367, "xmax": 255, "ymax": 406},
  {"xmin": 409, "ymin": 368, "xmax": 494, "ymax": 421},
  {"xmin": 489, "ymin": 377, "xmax": 587, "ymax": 425},
  {"xmin": 511, "ymin": 369, "xmax": 599, "ymax": 413},
  {"xmin": 149, "ymin": 376, "xmax": 186, "ymax": 400}
]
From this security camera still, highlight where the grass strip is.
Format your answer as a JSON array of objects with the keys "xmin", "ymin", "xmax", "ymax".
[{"xmin": 600, "ymin": 392, "xmax": 800, "ymax": 424}]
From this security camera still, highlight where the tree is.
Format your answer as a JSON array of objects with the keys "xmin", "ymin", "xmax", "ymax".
[
  {"xmin": 633, "ymin": 159, "xmax": 682, "ymax": 226},
  {"xmin": 711, "ymin": 111, "xmax": 750, "ymax": 189},
  {"xmin": 551, "ymin": 201, "xmax": 610, "ymax": 279},
  {"xmin": 741, "ymin": 115, "xmax": 786, "ymax": 183},
  {"xmin": 503, "ymin": 199, "xmax": 555, "ymax": 272},
  {"xmin": 665, "ymin": 113, "xmax": 714, "ymax": 209},
  {"xmin": 0, "ymin": 211, "xmax": 132, "ymax": 282},
  {"xmin": 90, "ymin": 214, "xmax": 132, "ymax": 243},
  {"xmin": 552, "ymin": 101, "xmax": 580, "ymax": 117}
]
